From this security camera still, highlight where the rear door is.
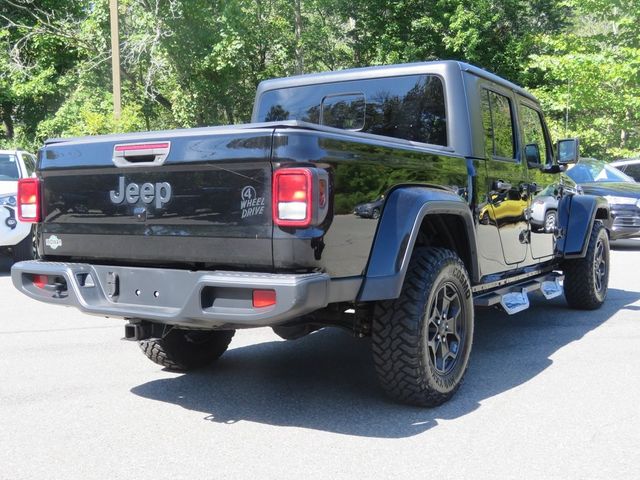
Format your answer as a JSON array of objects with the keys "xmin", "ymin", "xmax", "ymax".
[
  {"xmin": 480, "ymin": 86, "xmax": 529, "ymax": 265},
  {"xmin": 39, "ymin": 127, "xmax": 274, "ymax": 269}
]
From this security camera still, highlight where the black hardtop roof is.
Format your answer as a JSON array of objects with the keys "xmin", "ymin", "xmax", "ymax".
[{"xmin": 255, "ymin": 60, "xmax": 537, "ymax": 103}]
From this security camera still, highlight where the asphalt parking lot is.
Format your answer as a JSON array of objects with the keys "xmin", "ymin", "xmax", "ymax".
[{"xmin": 1, "ymin": 241, "xmax": 639, "ymax": 480}]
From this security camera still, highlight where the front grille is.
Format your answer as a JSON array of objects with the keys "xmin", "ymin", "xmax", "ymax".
[
  {"xmin": 613, "ymin": 216, "xmax": 640, "ymax": 227},
  {"xmin": 611, "ymin": 204, "xmax": 640, "ymax": 227}
]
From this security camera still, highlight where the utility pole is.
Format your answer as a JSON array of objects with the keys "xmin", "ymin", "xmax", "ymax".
[
  {"xmin": 109, "ymin": 0, "xmax": 122, "ymax": 120},
  {"xmin": 294, "ymin": 0, "xmax": 303, "ymax": 75}
]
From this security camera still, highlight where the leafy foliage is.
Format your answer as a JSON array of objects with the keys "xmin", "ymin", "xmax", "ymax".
[{"xmin": 0, "ymin": 0, "xmax": 637, "ymax": 161}]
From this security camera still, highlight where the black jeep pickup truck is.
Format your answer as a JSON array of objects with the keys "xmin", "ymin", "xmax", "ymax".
[{"xmin": 12, "ymin": 61, "xmax": 611, "ymax": 407}]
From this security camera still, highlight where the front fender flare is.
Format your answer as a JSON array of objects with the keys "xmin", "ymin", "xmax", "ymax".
[
  {"xmin": 358, "ymin": 187, "xmax": 478, "ymax": 301},
  {"xmin": 556, "ymin": 194, "xmax": 610, "ymax": 258}
]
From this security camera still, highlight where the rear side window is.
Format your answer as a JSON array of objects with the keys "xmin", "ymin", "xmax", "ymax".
[
  {"xmin": 258, "ymin": 74, "xmax": 447, "ymax": 146},
  {"xmin": 481, "ymin": 90, "xmax": 515, "ymax": 159}
]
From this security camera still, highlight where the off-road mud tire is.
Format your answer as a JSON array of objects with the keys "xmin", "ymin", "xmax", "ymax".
[
  {"xmin": 372, "ymin": 247, "xmax": 474, "ymax": 407},
  {"xmin": 563, "ymin": 220, "xmax": 609, "ymax": 310}
]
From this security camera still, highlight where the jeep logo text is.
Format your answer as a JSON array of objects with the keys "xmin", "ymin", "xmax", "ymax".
[{"xmin": 110, "ymin": 176, "xmax": 172, "ymax": 208}]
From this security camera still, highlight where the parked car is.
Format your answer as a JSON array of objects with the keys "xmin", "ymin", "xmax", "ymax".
[
  {"xmin": 354, "ymin": 195, "xmax": 384, "ymax": 218},
  {"xmin": 565, "ymin": 158, "xmax": 640, "ymax": 239},
  {"xmin": 611, "ymin": 158, "xmax": 640, "ymax": 182},
  {"xmin": 530, "ymin": 184, "xmax": 560, "ymax": 231},
  {"xmin": 529, "ymin": 175, "xmax": 583, "ymax": 232},
  {"xmin": 0, "ymin": 150, "xmax": 37, "ymax": 262}
]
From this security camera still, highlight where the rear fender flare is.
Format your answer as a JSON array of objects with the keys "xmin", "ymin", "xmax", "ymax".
[{"xmin": 358, "ymin": 186, "xmax": 478, "ymax": 301}]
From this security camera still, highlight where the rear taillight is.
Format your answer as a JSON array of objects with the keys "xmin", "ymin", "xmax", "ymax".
[
  {"xmin": 273, "ymin": 168, "xmax": 313, "ymax": 227},
  {"xmin": 18, "ymin": 178, "xmax": 41, "ymax": 222}
]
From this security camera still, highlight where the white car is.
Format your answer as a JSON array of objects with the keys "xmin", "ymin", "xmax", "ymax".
[{"xmin": 0, "ymin": 150, "xmax": 37, "ymax": 262}]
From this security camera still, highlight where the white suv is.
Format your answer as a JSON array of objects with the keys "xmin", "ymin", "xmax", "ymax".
[{"xmin": 1, "ymin": 150, "xmax": 37, "ymax": 262}]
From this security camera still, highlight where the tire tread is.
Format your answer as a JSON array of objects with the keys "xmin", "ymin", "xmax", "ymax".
[
  {"xmin": 563, "ymin": 220, "xmax": 609, "ymax": 310},
  {"xmin": 371, "ymin": 247, "xmax": 473, "ymax": 407}
]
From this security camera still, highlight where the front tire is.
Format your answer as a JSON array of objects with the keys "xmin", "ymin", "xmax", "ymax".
[
  {"xmin": 372, "ymin": 247, "xmax": 474, "ymax": 407},
  {"xmin": 563, "ymin": 220, "xmax": 609, "ymax": 310},
  {"xmin": 139, "ymin": 328, "xmax": 235, "ymax": 371}
]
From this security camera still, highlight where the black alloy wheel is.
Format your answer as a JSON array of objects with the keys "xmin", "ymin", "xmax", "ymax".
[{"xmin": 427, "ymin": 281, "xmax": 466, "ymax": 375}]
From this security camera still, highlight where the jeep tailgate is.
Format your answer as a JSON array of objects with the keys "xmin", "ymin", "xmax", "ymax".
[{"xmin": 38, "ymin": 126, "xmax": 274, "ymax": 269}]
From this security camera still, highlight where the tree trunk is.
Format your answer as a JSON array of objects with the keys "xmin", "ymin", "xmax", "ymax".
[
  {"xmin": 294, "ymin": 0, "xmax": 304, "ymax": 75},
  {"xmin": 1, "ymin": 102, "xmax": 15, "ymax": 140}
]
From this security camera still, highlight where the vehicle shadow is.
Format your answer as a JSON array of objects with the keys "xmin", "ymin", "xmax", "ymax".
[
  {"xmin": 0, "ymin": 257, "xmax": 12, "ymax": 277},
  {"xmin": 131, "ymin": 288, "xmax": 639, "ymax": 438}
]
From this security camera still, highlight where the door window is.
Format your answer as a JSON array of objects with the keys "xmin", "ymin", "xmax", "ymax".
[
  {"xmin": 520, "ymin": 105, "xmax": 550, "ymax": 165},
  {"xmin": 481, "ymin": 90, "xmax": 515, "ymax": 160}
]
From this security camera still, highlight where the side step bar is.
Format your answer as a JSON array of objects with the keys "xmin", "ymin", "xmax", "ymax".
[{"xmin": 473, "ymin": 272, "xmax": 564, "ymax": 315}]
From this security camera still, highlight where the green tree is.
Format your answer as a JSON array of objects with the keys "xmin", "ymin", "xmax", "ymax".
[{"xmin": 527, "ymin": 0, "xmax": 640, "ymax": 160}]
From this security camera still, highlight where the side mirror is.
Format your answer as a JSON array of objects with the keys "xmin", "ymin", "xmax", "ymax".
[
  {"xmin": 525, "ymin": 143, "xmax": 541, "ymax": 168},
  {"xmin": 557, "ymin": 138, "xmax": 580, "ymax": 164}
]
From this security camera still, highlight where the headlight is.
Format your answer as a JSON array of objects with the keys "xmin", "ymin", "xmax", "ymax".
[
  {"xmin": 604, "ymin": 195, "xmax": 637, "ymax": 205},
  {"xmin": 0, "ymin": 194, "xmax": 17, "ymax": 207},
  {"xmin": 637, "ymin": 198, "xmax": 640, "ymax": 208}
]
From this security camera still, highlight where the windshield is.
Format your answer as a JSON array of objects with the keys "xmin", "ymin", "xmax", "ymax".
[
  {"xmin": 565, "ymin": 159, "xmax": 634, "ymax": 184},
  {"xmin": 0, "ymin": 154, "xmax": 20, "ymax": 181}
]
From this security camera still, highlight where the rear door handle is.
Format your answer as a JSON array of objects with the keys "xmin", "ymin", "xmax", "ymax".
[{"xmin": 493, "ymin": 180, "xmax": 512, "ymax": 191}]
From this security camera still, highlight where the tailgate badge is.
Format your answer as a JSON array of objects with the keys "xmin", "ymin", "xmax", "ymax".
[
  {"xmin": 45, "ymin": 235, "xmax": 62, "ymax": 250},
  {"xmin": 110, "ymin": 176, "xmax": 172, "ymax": 209}
]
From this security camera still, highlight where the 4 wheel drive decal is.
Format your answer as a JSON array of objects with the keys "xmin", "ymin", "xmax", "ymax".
[{"xmin": 240, "ymin": 185, "xmax": 265, "ymax": 219}]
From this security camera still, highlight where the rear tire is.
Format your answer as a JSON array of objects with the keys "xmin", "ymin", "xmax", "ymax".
[
  {"xmin": 372, "ymin": 247, "xmax": 474, "ymax": 407},
  {"xmin": 12, "ymin": 230, "xmax": 35, "ymax": 263},
  {"xmin": 563, "ymin": 220, "xmax": 609, "ymax": 310},
  {"xmin": 139, "ymin": 328, "xmax": 235, "ymax": 371}
]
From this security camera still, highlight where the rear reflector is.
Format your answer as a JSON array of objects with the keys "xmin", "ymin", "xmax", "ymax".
[
  {"xmin": 253, "ymin": 289, "xmax": 276, "ymax": 308},
  {"xmin": 33, "ymin": 275, "xmax": 48, "ymax": 289},
  {"xmin": 272, "ymin": 168, "xmax": 312, "ymax": 227},
  {"xmin": 18, "ymin": 178, "xmax": 41, "ymax": 222}
]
